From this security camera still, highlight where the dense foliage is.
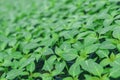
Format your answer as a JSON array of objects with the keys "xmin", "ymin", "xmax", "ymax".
[{"xmin": 0, "ymin": 0, "xmax": 120, "ymax": 80}]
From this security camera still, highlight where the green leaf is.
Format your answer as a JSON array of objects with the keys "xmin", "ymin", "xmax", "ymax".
[
  {"xmin": 76, "ymin": 31, "xmax": 92, "ymax": 40},
  {"xmin": 110, "ymin": 66, "xmax": 120, "ymax": 78},
  {"xmin": 2, "ymin": 59, "xmax": 12, "ymax": 67},
  {"xmin": 97, "ymin": 9, "xmax": 109, "ymax": 19},
  {"xmin": 42, "ymin": 47, "xmax": 54, "ymax": 55},
  {"xmin": 80, "ymin": 59, "xmax": 103, "ymax": 76},
  {"xmin": 12, "ymin": 51, "xmax": 22, "ymax": 59},
  {"xmin": 41, "ymin": 73, "xmax": 52, "ymax": 80},
  {"xmin": 59, "ymin": 30, "xmax": 79, "ymax": 39},
  {"xmin": 115, "ymin": 20, "xmax": 120, "ymax": 25},
  {"xmin": 99, "ymin": 41, "xmax": 116, "ymax": 49},
  {"xmin": 72, "ymin": 41, "xmax": 83, "ymax": 51},
  {"xmin": 59, "ymin": 31, "xmax": 72, "ymax": 39},
  {"xmin": 8, "ymin": 38, "xmax": 17, "ymax": 47},
  {"xmin": 40, "ymin": 37, "xmax": 53, "ymax": 47},
  {"xmin": 42, "ymin": 55, "xmax": 57, "ymax": 71},
  {"xmin": 26, "ymin": 62, "xmax": 35, "ymax": 73},
  {"xmin": 99, "ymin": 26, "xmax": 113, "ymax": 34},
  {"xmin": 101, "ymin": 74, "xmax": 110, "ymax": 80},
  {"xmin": 111, "ymin": 57, "xmax": 120, "ymax": 67},
  {"xmin": 21, "ymin": 42, "xmax": 39, "ymax": 53},
  {"xmin": 55, "ymin": 47, "xmax": 63, "ymax": 56},
  {"xmin": 85, "ymin": 43, "xmax": 100, "ymax": 54},
  {"xmin": 23, "ymin": 31, "xmax": 32, "ymax": 40},
  {"xmin": 103, "ymin": 18, "xmax": 113, "ymax": 27},
  {"xmin": 0, "ymin": 42, "xmax": 7, "ymax": 51},
  {"xmin": 110, "ymin": 58, "xmax": 120, "ymax": 78},
  {"xmin": 20, "ymin": 71, "xmax": 29, "ymax": 76},
  {"xmin": 84, "ymin": 35, "xmax": 97, "ymax": 46},
  {"xmin": 117, "ymin": 44, "xmax": 120, "ymax": 51},
  {"xmin": 6, "ymin": 69, "xmax": 22, "ymax": 79},
  {"xmin": 100, "ymin": 58, "xmax": 111, "ymax": 67},
  {"xmin": 96, "ymin": 50, "xmax": 109, "ymax": 58},
  {"xmin": 60, "ymin": 42, "xmax": 71, "ymax": 50},
  {"xmin": 0, "ymin": 35, "xmax": 8, "ymax": 43},
  {"xmin": 51, "ymin": 61, "xmax": 66, "ymax": 76},
  {"xmin": 110, "ymin": 53, "xmax": 116, "ymax": 61},
  {"xmin": 20, "ymin": 57, "xmax": 35, "ymax": 69},
  {"xmin": 112, "ymin": 27, "xmax": 120, "ymax": 40},
  {"xmin": 32, "ymin": 73, "xmax": 41, "ymax": 78},
  {"xmin": 69, "ymin": 63, "xmax": 82, "ymax": 77},
  {"xmin": 62, "ymin": 49, "xmax": 78, "ymax": 61}
]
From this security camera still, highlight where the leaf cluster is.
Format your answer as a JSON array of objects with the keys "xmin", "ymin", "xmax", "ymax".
[{"xmin": 0, "ymin": 0, "xmax": 120, "ymax": 80}]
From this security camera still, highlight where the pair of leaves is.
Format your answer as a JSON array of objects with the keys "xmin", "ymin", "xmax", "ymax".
[
  {"xmin": 42, "ymin": 55, "xmax": 57, "ymax": 72},
  {"xmin": 56, "ymin": 43, "xmax": 78, "ymax": 61},
  {"xmin": 52, "ymin": 61, "xmax": 66, "ymax": 76}
]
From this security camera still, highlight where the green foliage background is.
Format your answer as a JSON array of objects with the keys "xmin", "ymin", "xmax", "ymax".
[{"xmin": 0, "ymin": 0, "xmax": 120, "ymax": 80}]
